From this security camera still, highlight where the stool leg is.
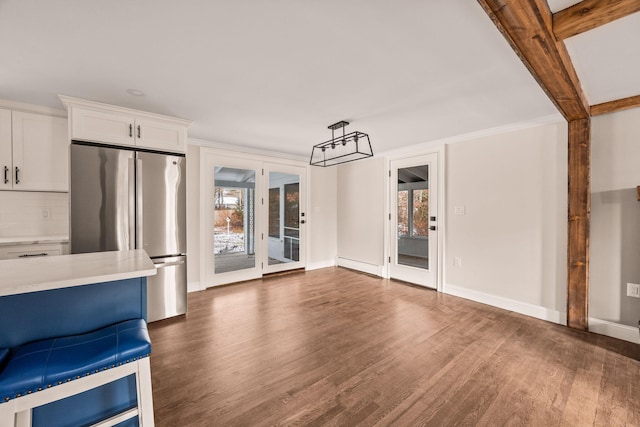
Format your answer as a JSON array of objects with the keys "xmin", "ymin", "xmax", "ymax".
[
  {"xmin": 14, "ymin": 410, "xmax": 30, "ymax": 427},
  {"xmin": 136, "ymin": 358, "xmax": 155, "ymax": 427},
  {"xmin": 0, "ymin": 402, "xmax": 17, "ymax": 427}
]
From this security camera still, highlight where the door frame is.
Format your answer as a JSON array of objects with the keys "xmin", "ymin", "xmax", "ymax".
[{"xmin": 384, "ymin": 148, "xmax": 445, "ymax": 292}]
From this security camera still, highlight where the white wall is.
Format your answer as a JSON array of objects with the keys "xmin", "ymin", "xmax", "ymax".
[
  {"xmin": 445, "ymin": 121, "xmax": 568, "ymax": 322},
  {"xmin": 186, "ymin": 144, "xmax": 201, "ymax": 291},
  {"xmin": 337, "ymin": 157, "xmax": 385, "ymax": 269},
  {"xmin": 591, "ymin": 108, "xmax": 640, "ymax": 328},
  {"xmin": 307, "ymin": 166, "xmax": 337, "ymax": 270}
]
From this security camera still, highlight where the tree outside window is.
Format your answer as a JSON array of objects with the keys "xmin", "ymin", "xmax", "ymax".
[{"xmin": 397, "ymin": 187, "xmax": 428, "ymax": 238}]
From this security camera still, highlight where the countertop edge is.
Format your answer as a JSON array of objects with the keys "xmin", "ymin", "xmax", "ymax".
[
  {"xmin": 0, "ymin": 250, "xmax": 157, "ymax": 297},
  {"xmin": 11, "ymin": 267, "xmax": 158, "ymax": 296}
]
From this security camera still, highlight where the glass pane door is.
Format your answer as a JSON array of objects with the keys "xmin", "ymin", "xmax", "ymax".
[
  {"xmin": 264, "ymin": 164, "xmax": 306, "ymax": 273},
  {"xmin": 389, "ymin": 154, "xmax": 438, "ymax": 288},
  {"xmin": 201, "ymin": 151, "xmax": 263, "ymax": 288}
]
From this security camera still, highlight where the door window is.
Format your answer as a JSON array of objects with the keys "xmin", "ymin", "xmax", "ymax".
[{"xmin": 214, "ymin": 167, "xmax": 256, "ymax": 274}]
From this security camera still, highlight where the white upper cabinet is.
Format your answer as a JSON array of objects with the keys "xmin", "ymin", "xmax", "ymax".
[
  {"xmin": 71, "ymin": 108, "xmax": 135, "ymax": 147},
  {"xmin": 60, "ymin": 96, "xmax": 191, "ymax": 153},
  {"xmin": 0, "ymin": 109, "xmax": 68, "ymax": 192},
  {"xmin": 134, "ymin": 116, "xmax": 186, "ymax": 152}
]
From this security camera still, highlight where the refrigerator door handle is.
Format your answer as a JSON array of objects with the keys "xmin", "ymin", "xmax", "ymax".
[
  {"xmin": 128, "ymin": 158, "xmax": 136, "ymax": 250},
  {"xmin": 154, "ymin": 260, "xmax": 186, "ymax": 268},
  {"xmin": 136, "ymin": 157, "xmax": 143, "ymax": 249}
]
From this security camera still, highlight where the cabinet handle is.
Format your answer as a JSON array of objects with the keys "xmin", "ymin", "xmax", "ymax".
[
  {"xmin": 129, "ymin": 124, "xmax": 133, "ymax": 137},
  {"xmin": 137, "ymin": 125, "xmax": 141, "ymax": 139},
  {"xmin": 15, "ymin": 167, "xmax": 19, "ymax": 184},
  {"xmin": 19, "ymin": 253, "xmax": 48, "ymax": 258},
  {"xmin": 3, "ymin": 166, "xmax": 8, "ymax": 184}
]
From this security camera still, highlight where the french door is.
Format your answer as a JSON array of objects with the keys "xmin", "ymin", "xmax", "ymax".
[
  {"xmin": 201, "ymin": 150, "xmax": 306, "ymax": 287},
  {"xmin": 262, "ymin": 163, "xmax": 306, "ymax": 274},
  {"xmin": 203, "ymin": 155, "xmax": 263, "ymax": 286},
  {"xmin": 389, "ymin": 154, "xmax": 438, "ymax": 288}
]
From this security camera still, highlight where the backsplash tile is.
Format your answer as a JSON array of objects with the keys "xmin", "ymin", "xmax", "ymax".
[{"xmin": 0, "ymin": 192, "xmax": 68, "ymax": 238}]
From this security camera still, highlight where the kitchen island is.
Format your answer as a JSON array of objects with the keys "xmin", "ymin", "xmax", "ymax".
[{"xmin": 0, "ymin": 250, "xmax": 156, "ymax": 427}]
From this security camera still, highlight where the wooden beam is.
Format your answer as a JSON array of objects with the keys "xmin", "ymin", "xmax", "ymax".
[
  {"xmin": 476, "ymin": 0, "xmax": 590, "ymax": 121},
  {"xmin": 477, "ymin": 0, "xmax": 592, "ymax": 330},
  {"xmin": 590, "ymin": 94, "xmax": 640, "ymax": 116},
  {"xmin": 567, "ymin": 118, "xmax": 590, "ymax": 330},
  {"xmin": 553, "ymin": 0, "xmax": 640, "ymax": 40}
]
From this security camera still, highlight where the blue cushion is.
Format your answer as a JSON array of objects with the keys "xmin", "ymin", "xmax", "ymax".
[
  {"xmin": 0, "ymin": 319, "xmax": 150, "ymax": 402},
  {"xmin": 0, "ymin": 348, "xmax": 9, "ymax": 371}
]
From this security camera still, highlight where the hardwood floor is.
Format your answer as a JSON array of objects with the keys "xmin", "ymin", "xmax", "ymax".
[{"xmin": 148, "ymin": 267, "xmax": 640, "ymax": 426}]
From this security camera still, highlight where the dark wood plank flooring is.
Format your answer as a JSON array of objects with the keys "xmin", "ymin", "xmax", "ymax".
[{"xmin": 148, "ymin": 267, "xmax": 640, "ymax": 426}]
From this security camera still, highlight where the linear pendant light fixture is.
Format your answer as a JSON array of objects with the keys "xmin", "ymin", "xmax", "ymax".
[{"xmin": 309, "ymin": 121, "xmax": 373, "ymax": 167}]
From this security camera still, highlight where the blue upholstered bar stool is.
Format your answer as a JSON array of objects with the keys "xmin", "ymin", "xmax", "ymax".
[{"xmin": 0, "ymin": 319, "xmax": 155, "ymax": 427}]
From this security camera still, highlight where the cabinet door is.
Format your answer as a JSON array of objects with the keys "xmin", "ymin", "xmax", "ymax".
[
  {"xmin": 0, "ymin": 109, "xmax": 12, "ymax": 189},
  {"xmin": 12, "ymin": 112, "xmax": 69, "ymax": 191},
  {"xmin": 71, "ymin": 107, "xmax": 135, "ymax": 147},
  {"xmin": 135, "ymin": 117, "xmax": 186, "ymax": 153}
]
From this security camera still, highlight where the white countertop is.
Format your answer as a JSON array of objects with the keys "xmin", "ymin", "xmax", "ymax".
[
  {"xmin": 0, "ymin": 249, "xmax": 156, "ymax": 297},
  {"xmin": 0, "ymin": 235, "xmax": 69, "ymax": 246}
]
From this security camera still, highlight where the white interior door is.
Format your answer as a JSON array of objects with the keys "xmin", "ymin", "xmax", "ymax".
[
  {"xmin": 202, "ymin": 153, "xmax": 263, "ymax": 287},
  {"xmin": 263, "ymin": 163, "xmax": 306, "ymax": 274},
  {"xmin": 389, "ymin": 154, "xmax": 438, "ymax": 288}
]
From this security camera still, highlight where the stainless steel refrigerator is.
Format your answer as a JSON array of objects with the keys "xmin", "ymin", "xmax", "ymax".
[{"xmin": 70, "ymin": 141, "xmax": 187, "ymax": 322}]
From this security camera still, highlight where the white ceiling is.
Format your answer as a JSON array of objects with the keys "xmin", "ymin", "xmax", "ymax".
[
  {"xmin": 0, "ymin": 1, "xmax": 636, "ymax": 157},
  {"xmin": 562, "ymin": 14, "xmax": 640, "ymax": 105},
  {"xmin": 547, "ymin": 0, "xmax": 640, "ymax": 106}
]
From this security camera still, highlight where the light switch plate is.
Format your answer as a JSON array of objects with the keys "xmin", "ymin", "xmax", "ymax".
[{"xmin": 627, "ymin": 283, "xmax": 640, "ymax": 298}]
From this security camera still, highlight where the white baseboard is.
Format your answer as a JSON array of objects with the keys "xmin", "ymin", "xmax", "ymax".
[
  {"xmin": 589, "ymin": 317, "xmax": 640, "ymax": 344},
  {"xmin": 187, "ymin": 281, "xmax": 203, "ymax": 293},
  {"xmin": 337, "ymin": 257, "xmax": 384, "ymax": 277},
  {"xmin": 444, "ymin": 283, "xmax": 566, "ymax": 325},
  {"xmin": 306, "ymin": 259, "xmax": 337, "ymax": 271}
]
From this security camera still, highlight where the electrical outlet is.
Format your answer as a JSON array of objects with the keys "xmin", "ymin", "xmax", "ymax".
[
  {"xmin": 627, "ymin": 283, "xmax": 640, "ymax": 298},
  {"xmin": 454, "ymin": 206, "xmax": 466, "ymax": 215},
  {"xmin": 453, "ymin": 257, "xmax": 462, "ymax": 267},
  {"xmin": 41, "ymin": 209, "xmax": 51, "ymax": 221}
]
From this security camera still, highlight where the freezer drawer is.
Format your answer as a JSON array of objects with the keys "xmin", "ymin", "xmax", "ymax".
[{"xmin": 147, "ymin": 256, "xmax": 187, "ymax": 322}]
